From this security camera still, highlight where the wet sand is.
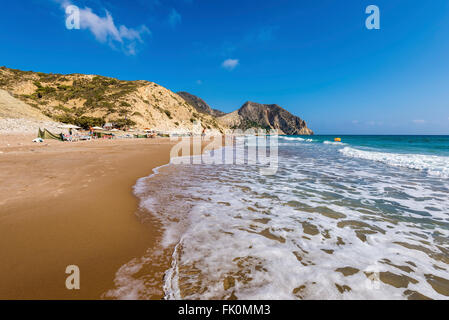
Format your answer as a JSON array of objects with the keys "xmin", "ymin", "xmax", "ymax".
[{"xmin": 0, "ymin": 134, "xmax": 180, "ymax": 299}]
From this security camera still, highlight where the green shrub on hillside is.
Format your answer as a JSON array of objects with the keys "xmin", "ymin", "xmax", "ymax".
[
  {"xmin": 102, "ymin": 102, "xmax": 116, "ymax": 114},
  {"xmin": 164, "ymin": 110, "xmax": 173, "ymax": 119},
  {"xmin": 73, "ymin": 108, "xmax": 86, "ymax": 117},
  {"xmin": 54, "ymin": 105, "xmax": 72, "ymax": 113},
  {"xmin": 39, "ymin": 73, "xmax": 61, "ymax": 83},
  {"xmin": 119, "ymin": 108, "xmax": 129, "ymax": 116},
  {"xmin": 113, "ymin": 118, "xmax": 136, "ymax": 129},
  {"xmin": 76, "ymin": 116, "xmax": 106, "ymax": 129},
  {"xmin": 57, "ymin": 84, "xmax": 70, "ymax": 91},
  {"xmin": 54, "ymin": 114, "xmax": 105, "ymax": 129}
]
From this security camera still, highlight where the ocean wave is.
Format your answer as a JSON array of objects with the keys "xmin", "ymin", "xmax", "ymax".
[
  {"xmin": 107, "ymin": 142, "xmax": 449, "ymax": 300},
  {"xmin": 340, "ymin": 147, "xmax": 449, "ymax": 178},
  {"xmin": 281, "ymin": 137, "xmax": 314, "ymax": 142},
  {"xmin": 323, "ymin": 140, "xmax": 346, "ymax": 145},
  {"xmin": 156, "ymin": 158, "xmax": 449, "ymax": 300},
  {"xmin": 282, "ymin": 137, "xmax": 305, "ymax": 141}
]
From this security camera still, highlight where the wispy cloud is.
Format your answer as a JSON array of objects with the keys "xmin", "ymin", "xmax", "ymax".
[
  {"xmin": 242, "ymin": 25, "xmax": 279, "ymax": 45},
  {"xmin": 168, "ymin": 8, "xmax": 181, "ymax": 28},
  {"xmin": 412, "ymin": 119, "xmax": 426, "ymax": 124},
  {"xmin": 256, "ymin": 26, "xmax": 279, "ymax": 42},
  {"xmin": 57, "ymin": 0, "xmax": 150, "ymax": 55},
  {"xmin": 222, "ymin": 59, "xmax": 239, "ymax": 71}
]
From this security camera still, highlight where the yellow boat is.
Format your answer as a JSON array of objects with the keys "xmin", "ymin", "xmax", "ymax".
[{"xmin": 334, "ymin": 138, "xmax": 342, "ymax": 142}]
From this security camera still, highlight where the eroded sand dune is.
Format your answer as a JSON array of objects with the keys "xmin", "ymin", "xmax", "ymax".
[
  {"xmin": 0, "ymin": 89, "xmax": 61, "ymax": 134},
  {"xmin": 0, "ymin": 89, "xmax": 50, "ymax": 120}
]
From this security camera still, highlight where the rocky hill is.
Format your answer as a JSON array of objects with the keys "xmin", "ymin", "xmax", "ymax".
[
  {"xmin": 217, "ymin": 101, "xmax": 313, "ymax": 135},
  {"xmin": 0, "ymin": 66, "xmax": 313, "ymax": 135},
  {"xmin": 177, "ymin": 92, "xmax": 225, "ymax": 117},
  {"xmin": 0, "ymin": 67, "xmax": 224, "ymax": 134}
]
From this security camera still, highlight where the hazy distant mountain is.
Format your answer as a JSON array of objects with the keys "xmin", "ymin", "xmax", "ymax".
[
  {"xmin": 177, "ymin": 92, "xmax": 225, "ymax": 117},
  {"xmin": 218, "ymin": 101, "xmax": 314, "ymax": 135}
]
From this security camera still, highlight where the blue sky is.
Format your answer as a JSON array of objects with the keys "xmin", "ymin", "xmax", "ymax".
[{"xmin": 1, "ymin": 0, "xmax": 449, "ymax": 134}]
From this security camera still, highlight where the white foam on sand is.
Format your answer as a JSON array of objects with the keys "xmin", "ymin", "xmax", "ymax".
[
  {"xmin": 159, "ymin": 160, "xmax": 449, "ymax": 300},
  {"xmin": 106, "ymin": 142, "xmax": 449, "ymax": 300}
]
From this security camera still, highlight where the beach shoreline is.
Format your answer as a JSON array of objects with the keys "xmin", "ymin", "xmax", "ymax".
[{"xmin": 0, "ymin": 134, "xmax": 180, "ymax": 299}]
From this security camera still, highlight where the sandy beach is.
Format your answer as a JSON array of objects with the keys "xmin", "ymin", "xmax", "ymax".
[{"xmin": 0, "ymin": 134, "xmax": 178, "ymax": 299}]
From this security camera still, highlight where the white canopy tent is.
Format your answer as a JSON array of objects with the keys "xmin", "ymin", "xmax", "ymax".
[{"xmin": 58, "ymin": 124, "xmax": 81, "ymax": 129}]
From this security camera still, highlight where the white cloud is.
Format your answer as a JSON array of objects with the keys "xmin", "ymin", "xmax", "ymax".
[
  {"xmin": 366, "ymin": 121, "xmax": 384, "ymax": 126},
  {"xmin": 352, "ymin": 120, "xmax": 359, "ymax": 124},
  {"xmin": 168, "ymin": 9, "xmax": 181, "ymax": 28},
  {"xmin": 196, "ymin": 80, "xmax": 203, "ymax": 85},
  {"xmin": 222, "ymin": 59, "xmax": 239, "ymax": 71},
  {"xmin": 59, "ymin": 1, "xmax": 150, "ymax": 55},
  {"xmin": 412, "ymin": 119, "xmax": 426, "ymax": 124}
]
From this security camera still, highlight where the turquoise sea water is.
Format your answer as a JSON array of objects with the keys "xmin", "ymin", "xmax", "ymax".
[
  {"xmin": 108, "ymin": 135, "xmax": 449, "ymax": 300},
  {"xmin": 282, "ymin": 135, "xmax": 449, "ymax": 179},
  {"xmin": 297, "ymin": 135, "xmax": 449, "ymax": 156}
]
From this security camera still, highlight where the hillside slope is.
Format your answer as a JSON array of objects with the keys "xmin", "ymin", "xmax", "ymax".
[
  {"xmin": 218, "ymin": 101, "xmax": 314, "ymax": 135},
  {"xmin": 0, "ymin": 89, "xmax": 66, "ymax": 134},
  {"xmin": 0, "ymin": 89, "xmax": 51, "ymax": 120},
  {"xmin": 0, "ymin": 67, "xmax": 313, "ymax": 135},
  {"xmin": 0, "ymin": 67, "xmax": 224, "ymax": 134}
]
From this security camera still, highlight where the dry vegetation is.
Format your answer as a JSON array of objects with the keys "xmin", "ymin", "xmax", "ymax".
[{"xmin": 0, "ymin": 66, "xmax": 224, "ymax": 133}]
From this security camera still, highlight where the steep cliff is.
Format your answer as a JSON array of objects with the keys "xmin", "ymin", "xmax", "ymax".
[{"xmin": 217, "ymin": 101, "xmax": 313, "ymax": 135}]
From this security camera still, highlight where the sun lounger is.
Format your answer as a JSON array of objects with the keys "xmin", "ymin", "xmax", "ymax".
[{"xmin": 62, "ymin": 134, "xmax": 73, "ymax": 142}]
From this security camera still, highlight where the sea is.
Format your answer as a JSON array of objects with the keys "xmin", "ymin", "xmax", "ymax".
[{"xmin": 106, "ymin": 135, "xmax": 449, "ymax": 300}]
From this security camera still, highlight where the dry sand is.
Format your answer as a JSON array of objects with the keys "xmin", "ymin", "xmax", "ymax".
[{"xmin": 0, "ymin": 134, "xmax": 183, "ymax": 299}]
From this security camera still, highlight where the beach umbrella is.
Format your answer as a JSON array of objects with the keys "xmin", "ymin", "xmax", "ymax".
[{"xmin": 92, "ymin": 126, "xmax": 103, "ymax": 130}]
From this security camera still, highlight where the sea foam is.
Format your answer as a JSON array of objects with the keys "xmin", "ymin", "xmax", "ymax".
[
  {"xmin": 106, "ymin": 139, "xmax": 449, "ymax": 300},
  {"xmin": 340, "ymin": 146, "xmax": 449, "ymax": 178}
]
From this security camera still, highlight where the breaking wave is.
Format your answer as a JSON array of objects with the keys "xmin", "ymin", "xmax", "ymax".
[{"xmin": 340, "ymin": 147, "xmax": 449, "ymax": 178}]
